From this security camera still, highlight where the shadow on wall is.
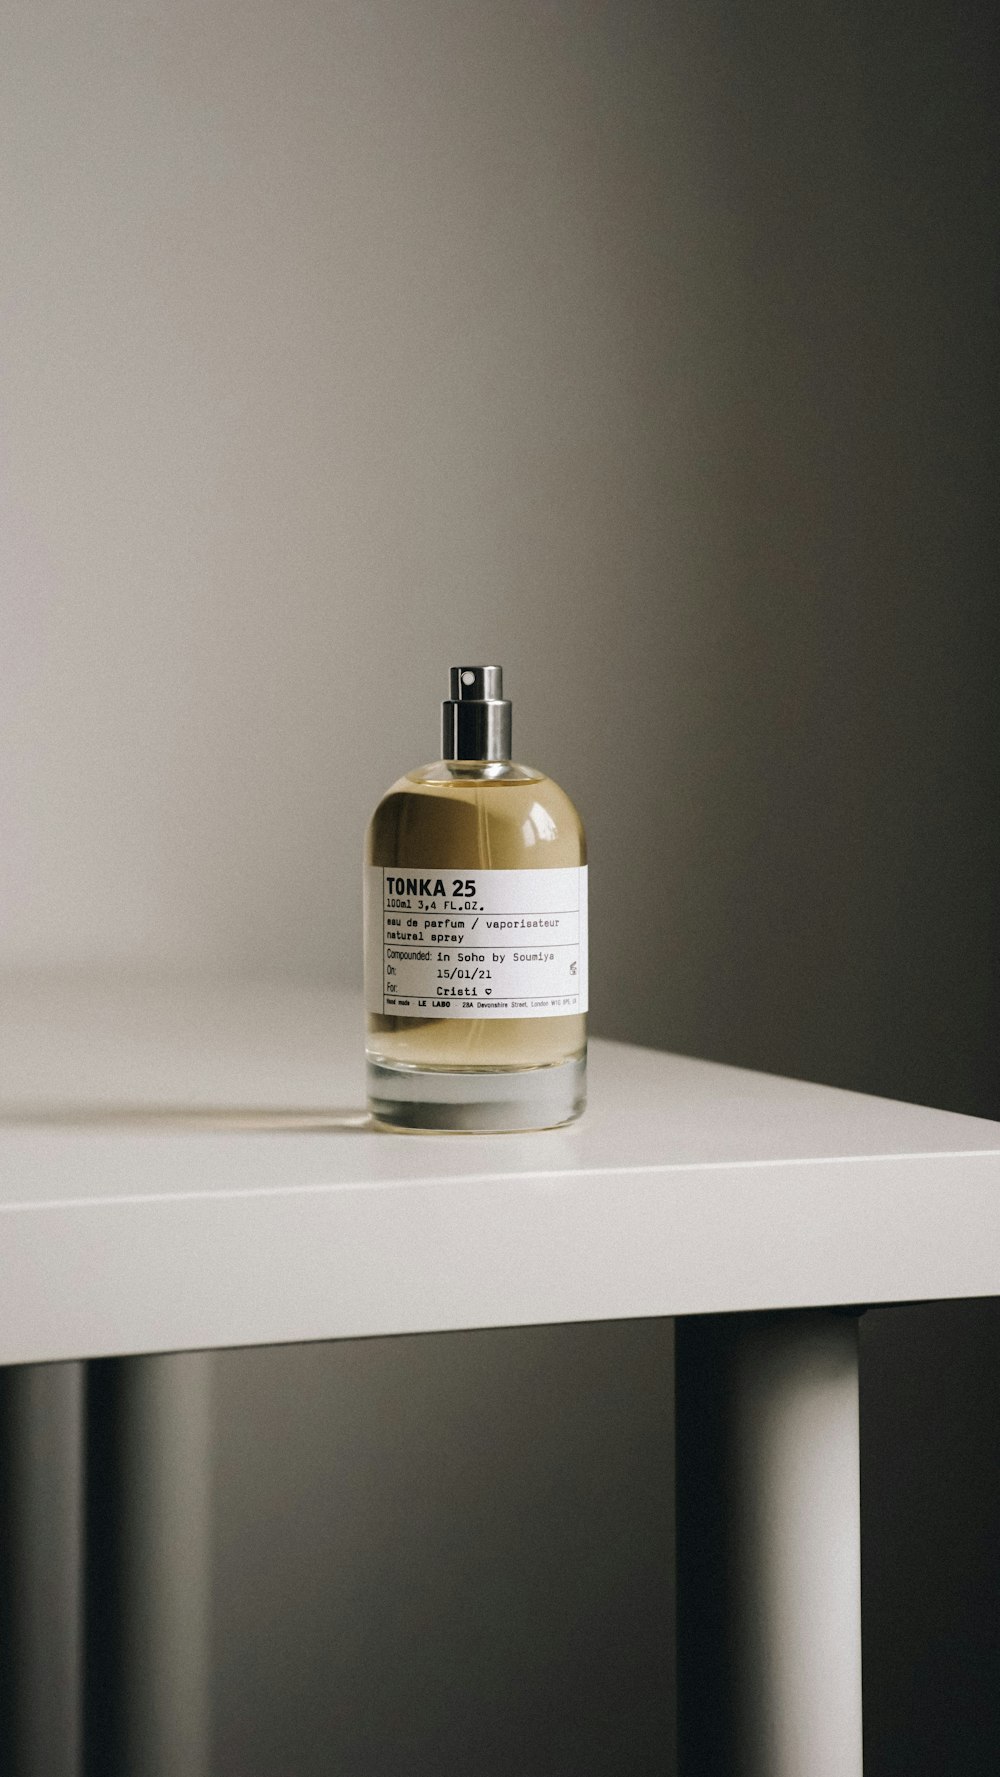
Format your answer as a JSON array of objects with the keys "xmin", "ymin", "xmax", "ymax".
[{"xmin": 583, "ymin": 0, "xmax": 1000, "ymax": 1126}]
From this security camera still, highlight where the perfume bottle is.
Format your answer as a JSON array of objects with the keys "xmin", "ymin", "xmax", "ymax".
[{"xmin": 364, "ymin": 666, "xmax": 587, "ymax": 1131}]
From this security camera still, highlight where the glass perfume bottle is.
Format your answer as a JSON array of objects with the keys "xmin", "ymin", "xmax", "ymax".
[{"xmin": 364, "ymin": 666, "xmax": 587, "ymax": 1131}]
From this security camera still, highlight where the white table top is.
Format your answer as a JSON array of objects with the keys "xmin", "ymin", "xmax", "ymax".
[{"xmin": 1, "ymin": 977, "xmax": 998, "ymax": 1364}]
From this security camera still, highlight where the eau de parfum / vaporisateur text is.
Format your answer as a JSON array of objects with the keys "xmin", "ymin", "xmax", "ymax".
[{"xmin": 364, "ymin": 666, "xmax": 587, "ymax": 1131}]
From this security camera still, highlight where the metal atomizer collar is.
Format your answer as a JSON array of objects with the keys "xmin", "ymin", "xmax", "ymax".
[{"xmin": 442, "ymin": 665, "xmax": 512, "ymax": 762}]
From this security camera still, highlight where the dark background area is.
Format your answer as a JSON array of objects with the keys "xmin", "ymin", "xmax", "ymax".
[{"xmin": 862, "ymin": 1302, "xmax": 1000, "ymax": 1777}]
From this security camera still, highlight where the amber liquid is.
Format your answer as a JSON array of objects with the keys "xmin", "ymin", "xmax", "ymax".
[{"xmin": 366, "ymin": 760, "xmax": 586, "ymax": 1073}]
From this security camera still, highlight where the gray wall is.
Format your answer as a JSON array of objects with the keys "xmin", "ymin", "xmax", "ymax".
[
  {"xmin": 1, "ymin": 0, "xmax": 718, "ymax": 983},
  {"xmin": 1, "ymin": 0, "xmax": 996, "ymax": 1772},
  {"xmin": 3, "ymin": 0, "xmax": 994, "ymax": 1112}
]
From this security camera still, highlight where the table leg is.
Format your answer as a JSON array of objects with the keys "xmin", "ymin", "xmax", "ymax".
[
  {"xmin": 0, "ymin": 1362, "xmax": 85, "ymax": 1777},
  {"xmin": 86, "ymin": 1353, "xmax": 212, "ymax": 1777},
  {"xmin": 675, "ymin": 1310, "xmax": 863, "ymax": 1777}
]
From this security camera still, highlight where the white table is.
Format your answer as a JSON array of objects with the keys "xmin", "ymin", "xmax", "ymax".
[{"xmin": 2, "ymin": 978, "xmax": 999, "ymax": 1775}]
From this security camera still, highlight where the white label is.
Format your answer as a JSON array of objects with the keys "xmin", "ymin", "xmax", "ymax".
[{"xmin": 365, "ymin": 865, "xmax": 588, "ymax": 1019}]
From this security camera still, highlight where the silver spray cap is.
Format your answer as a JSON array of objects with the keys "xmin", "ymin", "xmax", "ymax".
[{"xmin": 442, "ymin": 665, "xmax": 512, "ymax": 761}]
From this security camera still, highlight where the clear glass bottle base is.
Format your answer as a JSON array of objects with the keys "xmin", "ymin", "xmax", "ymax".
[{"xmin": 367, "ymin": 1054, "xmax": 586, "ymax": 1133}]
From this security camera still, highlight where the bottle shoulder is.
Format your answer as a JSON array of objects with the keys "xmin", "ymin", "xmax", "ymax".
[{"xmin": 402, "ymin": 759, "xmax": 544, "ymax": 788}]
